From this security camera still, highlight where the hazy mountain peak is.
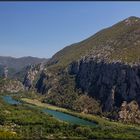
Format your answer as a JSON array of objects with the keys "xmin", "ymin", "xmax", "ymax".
[{"xmin": 0, "ymin": 56, "xmax": 48, "ymax": 78}]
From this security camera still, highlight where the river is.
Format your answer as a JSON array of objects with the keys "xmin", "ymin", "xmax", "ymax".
[{"xmin": 2, "ymin": 95, "xmax": 97, "ymax": 127}]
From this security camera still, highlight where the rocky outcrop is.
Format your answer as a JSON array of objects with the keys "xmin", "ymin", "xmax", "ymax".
[
  {"xmin": 23, "ymin": 65, "xmax": 38, "ymax": 90},
  {"xmin": 23, "ymin": 63, "xmax": 46, "ymax": 90},
  {"xmin": 68, "ymin": 56, "xmax": 140, "ymax": 112},
  {"xmin": 3, "ymin": 66, "xmax": 8, "ymax": 79},
  {"xmin": 0, "ymin": 79, "xmax": 24, "ymax": 93},
  {"xmin": 118, "ymin": 100, "xmax": 140, "ymax": 124}
]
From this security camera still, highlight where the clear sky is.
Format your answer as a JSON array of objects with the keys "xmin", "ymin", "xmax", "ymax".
[{"xmin": 0, "ymin": 2, "xmax": 140, "ymax": 58}]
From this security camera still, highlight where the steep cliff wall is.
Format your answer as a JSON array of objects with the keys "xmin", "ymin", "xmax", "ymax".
[
  {"xmin": 23, "ymin": 64, "xmax": 44, "ymax": 90},
  {"xmin": 68, "ymin": 57, "xmax": 140, "ymax": 112}
]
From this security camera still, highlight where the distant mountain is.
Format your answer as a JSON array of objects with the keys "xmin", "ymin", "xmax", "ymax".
[{"xmin": 0, "ymin": 56, "xmax": 48, "ymax": 78}]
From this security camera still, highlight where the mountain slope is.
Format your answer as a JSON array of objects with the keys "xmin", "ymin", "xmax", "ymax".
[
  {"xmin": 48, "ymin": 16, "xmax": 140, "ymax": 68},
  {"xmin": 35, "ymin": 16, "xmax": 140, "ymax": 123}
]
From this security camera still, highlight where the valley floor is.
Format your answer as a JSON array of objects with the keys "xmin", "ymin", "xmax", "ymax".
[
  {"xmin": 0, "ymin": 93, "xmax": 140, "ymax": 139},
  {"xmin": 22, "ymin": 98, "xmax": 140, "ymax": 140},
  {"xmin": 22, "ymin": 98, "xmax": 68, "ymax": 112}
]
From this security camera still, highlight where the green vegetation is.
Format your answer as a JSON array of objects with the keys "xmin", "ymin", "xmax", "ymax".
[
  {"xmin": 0, "ymin": 17, "xmax": 140, "ymax": 139},
  {"xmin": 22, "ymin": 98, "xmax": 68, "ymax": 112},
  {"xmin": 43, "ymin": 73, "xmax": 79, "ymax": 109},
  {"xmin": 0, "ymin": 89, "xmax": 139, "ymax": 139},
  {"xmin": 22, "ymin": 97, "xmax": 140, "ymax": 140},
  {"xmin": 42, "ymin": 72, "xmax": 101, "ymax": 114},
  {"xmin": 72, "ymin": 95, "xmax": 101, "ymax": 114},
  {"xmin": 0, "ymin": 56, "xmax": 47, "ymax": 78},
  {"xmin": 0, "ymin": 96, "xmax": 91, "ymax": 139}
]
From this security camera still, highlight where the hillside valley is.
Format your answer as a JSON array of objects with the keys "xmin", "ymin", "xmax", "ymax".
[
  {"xmin": 0, "ymin": 16, "xmax": 140, "ymax": 139},
  {"xmin": 32, "ymin": 16, "xmax": 140, "ymax": 123}
]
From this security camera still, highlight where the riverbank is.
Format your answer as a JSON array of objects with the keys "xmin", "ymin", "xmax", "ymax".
[
  {"xmin": 22, "ymin": 98, "xmax": 99, "ymax": 124},
  {"xmin": 0, "ymin": 95, "xmax": 94, "ymax": 139},
  {"xmin": 19, "ymin": 98, "xmax": 96, "ymax": 126},
  {"xmin": 22, "ymin": 98, "xmax": 68, "ymax": 112},
  {"xmin": 1, "ymin": 95, "xmax": 140, "ymax": 139},
  {"xmin": 21, "ymin": 98, "xmax": 140, "ymax": 130},
  {"xmin": 22, "ymin": 98, "xmax": 140, "ymax": 139}
]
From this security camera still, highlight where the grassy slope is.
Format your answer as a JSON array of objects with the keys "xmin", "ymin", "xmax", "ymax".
[
  {"xmin": 0, "ymin": 96, "xmax": 88, "ymax": 139},
  {"xmin": 48, "ymin": 16, "xmax": 140, "ymax": 70},
  {"xmin": 22, "ymin": 98, "xmax": 140, "ymax": 140}
]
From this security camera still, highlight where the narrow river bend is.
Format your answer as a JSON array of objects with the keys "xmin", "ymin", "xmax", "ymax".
[{"xmin": 2, "ymin": 95, "xmax": 97, "ymax": 127}]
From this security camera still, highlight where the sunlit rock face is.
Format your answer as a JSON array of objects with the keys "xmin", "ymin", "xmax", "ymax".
[
  {"xmin": 118, "ymin": 100, "xmax": 140, "ymax": 124},
  {"xmin": 0, "ymin": 79, "xmax": 24, "ymax": 93},
  {"xmin": 23, "ymin": 64, "xmax": 44, "ymax": 90},
  {"xmin": 23, "ymin": 66, "xmax": 36, "ymax": 90},
  {"xmin": 3, "ymin": 66, "xmax": 8, "ymax": 79}
]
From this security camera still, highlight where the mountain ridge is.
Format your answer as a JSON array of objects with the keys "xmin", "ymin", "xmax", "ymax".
[
  {"xmin": 48, "ymin": 16, "xmax": 140, "ymax": 68},
  {"xmin": 0, "ymin": 56, "xmax": 48, "ymax": 78}
]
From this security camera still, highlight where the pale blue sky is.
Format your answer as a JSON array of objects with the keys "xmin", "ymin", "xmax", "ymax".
[{"xmin": 0, "ymin": 2, "xmax": 140, "ymax": 58}]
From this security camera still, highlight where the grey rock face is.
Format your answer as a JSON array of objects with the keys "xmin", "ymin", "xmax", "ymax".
[
  {"xmin": 68, "ymin": 57, "xmax": 140, "ymax": 112},
  {"xmin": 23, "ymin": 65, "xmax": 40, "ymax": 90},
  {"xmin": 35, "ymin": 71, "xmax": 47, "ymax": 93},
  {"xmin": 3, "ymin": 66, "xmax": 8, "ymax": 79}
]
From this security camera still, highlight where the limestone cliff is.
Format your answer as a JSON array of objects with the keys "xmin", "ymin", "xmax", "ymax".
[
  {"xmin": 23, "ymin": 63, "xmax": 46, "ymax": 90},
  {"xmin": 68, "ymin": 57, "xmax": 140, "ymax": 112},
  {"xmin": 0, "ymin": 78, "xmax": 24, "ymax": 93}
]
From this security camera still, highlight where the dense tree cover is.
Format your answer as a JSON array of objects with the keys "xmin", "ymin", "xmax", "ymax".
[
  {"xmin": 43, "ymin": 73, "xmax": 101, "ymax": 114},
  {"xmin": 72, "ymin": 95, "xmax": 101, "ymax": 114},
  {"xmin": 43, "ymin": 74, "xmax": 79, "ymax": 109}
]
